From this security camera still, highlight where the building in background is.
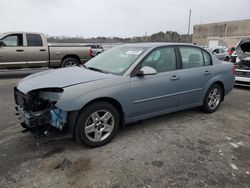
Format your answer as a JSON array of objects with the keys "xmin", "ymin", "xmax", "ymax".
[{"xmin": 193, "ymin": 19, "xmax": 250, "ymax": 48}]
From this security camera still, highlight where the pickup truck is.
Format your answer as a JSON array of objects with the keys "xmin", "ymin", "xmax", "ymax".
[{"xmin": 0, "ymin": 32, "xmax": 92, "ymax": 69}]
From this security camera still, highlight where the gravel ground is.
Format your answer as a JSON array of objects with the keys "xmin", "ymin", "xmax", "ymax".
[{"xmin": 0, "ymin": 72, "xmax": 250, "ymax": 188}]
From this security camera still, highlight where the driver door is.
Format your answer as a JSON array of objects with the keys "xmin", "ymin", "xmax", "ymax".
[
  {"xmin": 129, "ymin": 46, "xmax": 181, "ymax": 118},
  {"xmin": 0, "ymin": 34, "xmax": 26, "ymax": 68}
]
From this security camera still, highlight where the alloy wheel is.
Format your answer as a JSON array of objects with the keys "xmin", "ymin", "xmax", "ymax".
[
  {"xmin": 207, "ymin": 88, "xmax": 221, "ymax": 110},
  {"xmin": 84, "ymin": 110, "xmax": 114, "ymax": 142},
  {"xmin": 65, "ymin": 60, "xmax": 77, "ymax": 67}
]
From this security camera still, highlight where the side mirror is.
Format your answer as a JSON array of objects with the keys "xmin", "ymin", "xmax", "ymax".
[
  {"xmin": 0, "ymin": 40, "xmax": 5, "ymax": 47},
  {"xmin": 212, "ymin": 51, "xmax": 217, "ymax": 55},
  {"xmin": 136, "ymin": 66, "xmax": 157, "ymax": 77}
]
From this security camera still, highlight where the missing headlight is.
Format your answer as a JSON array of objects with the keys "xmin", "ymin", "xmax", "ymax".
[{"xmin": 26, "ymin": 88, "xmax": 64, "ymax": 112}]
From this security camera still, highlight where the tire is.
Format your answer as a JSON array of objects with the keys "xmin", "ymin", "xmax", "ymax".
[
  {"xmin": 201, "ymin": 84, "xmax": 223, "ymax": 113},
  {"xmin": 224, "ymin": 56, "xmax": 230, "ymax": 61},
  {"xmin": 75, "ymin": 101, "xmax": 119, "ymax": 147},
  {"xmin": 61, "ymin": 57, "xmax": 79, "ymax": 67}
]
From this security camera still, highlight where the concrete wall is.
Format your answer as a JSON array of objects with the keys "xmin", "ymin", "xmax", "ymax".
[{"xmin": 193, "ymin": 19, "xmax": 250, "ymax": 47}]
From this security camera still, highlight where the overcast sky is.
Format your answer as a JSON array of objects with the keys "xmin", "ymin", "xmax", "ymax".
[{"xmin": 1, "ymin": 0, "xmax": 249, "ymax": 38}]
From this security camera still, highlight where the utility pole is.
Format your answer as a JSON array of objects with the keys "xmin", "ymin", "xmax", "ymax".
[{"xmin": 188, "ymin": 9, "xmax": 192, "ymax": 35}]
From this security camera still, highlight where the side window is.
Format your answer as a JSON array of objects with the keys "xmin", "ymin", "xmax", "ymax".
[
  {"xmin": 213, "ymin": 49, "xmax": 219, "ymax": 54},
  {"xmin": 97, "ymin": 45, "xmax": 103, "ymax": 49},
  {"xmin": 179, "ymin": 47, "xmax": 204, "ymax": 69},
  {"xmin": 26, "ymin": 34, "xmax": 43, "ymax": 46},
  {"xmin": 2, "ymin": 34, "xmax": 23, "ymax": 47},
  {"xmin": 141, "ymin": 47, "xmax": 177, "ymax": 73},
  {"xmin": 219, "ymin": 48, "xmax": 225, "ymax": 53},
  {"xmin": 203, "ymin": 50, "xmax": 212, "ymax": 66}
]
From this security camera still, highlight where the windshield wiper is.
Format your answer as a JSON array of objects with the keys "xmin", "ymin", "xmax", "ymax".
[{"xmin": 87, "ymin": 66, "xmax": 107, "ymax": 73}]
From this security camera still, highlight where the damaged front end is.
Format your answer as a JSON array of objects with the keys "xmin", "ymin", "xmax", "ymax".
[{"xmin": 14, "ymin": 87, "xmax": 68, "ymax": 134}]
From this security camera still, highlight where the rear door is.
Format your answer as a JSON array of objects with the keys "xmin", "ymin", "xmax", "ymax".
[
  {"xmin": 0, "ymin": 34, "xmax": 26, "ymax": 68},
  {"xmin": 25, "ymin": 34, "xmax": 49, "ymax": 67},
  {"xmin": 130, "ymin": 46, "xmax": 181, "ymax": 117},
  {"xmin": 177, "ymin": 46, "xmax": 213, "ymax": 106}
]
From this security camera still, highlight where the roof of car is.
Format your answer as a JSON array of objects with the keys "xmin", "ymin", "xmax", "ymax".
[
  {"xmin": 1, "ymin": 31, "xmax": 43, "ymax": 36},
  {"xmin": 122, "ymin": 42, "xmax": 196, "ymax": 48},
  {"xmin": 205, "ymin": 46, "xmax": 227, "ymax": 50}
]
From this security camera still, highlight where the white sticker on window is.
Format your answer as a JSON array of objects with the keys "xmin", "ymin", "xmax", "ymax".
[{"xmin": 126, "ymin": 51, "xmax": 142, "ymax": 55}]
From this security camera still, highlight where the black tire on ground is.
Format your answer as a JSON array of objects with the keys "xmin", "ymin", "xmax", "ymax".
[
  {"xmin": 201, "ymin": 84, "xmax": 223, "ymax": 113},
  {"xmin": 61, "ymin": 57, "xmax": 80, "ymax": 67},
  {"xmin": 224, "ymin": 56, "xmax": 230, "ymax": 61},
  {"xmin": 75, "ymin": 101, "xmax": 120, "ymax": 147}
]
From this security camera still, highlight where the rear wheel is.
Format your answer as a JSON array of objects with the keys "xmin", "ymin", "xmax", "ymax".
[
  {"xmin": 61, "ymin": 57, "xmax": 79, "ymax": 67},
  {"xmin": 75, "ymin": 101, "xmax": 119, "ymax": 147},
  {"xmin": 224, "ymin": 56, "xmax": 230, "ymax": 61},
  {"xmin": 202, "ymin": 84, "xmax": 222, "ymax": 113}
]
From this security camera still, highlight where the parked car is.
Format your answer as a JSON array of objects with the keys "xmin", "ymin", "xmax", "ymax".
[
  {"xmin": 14, "ymin": 43, "xmax": 235, "ymax": 147},
  {"xmin": 0, "ymin": 32, "xmax": 92, "ymax": 69},
  {"xmin": 83, "ymin": 44, "xmax": 104, "ymax": 57},
  {"xmin": 205, "ymin": 47, "xmax": 230, "ymax": 61},
  {"xmin": 235, "ymin": 38, "xmax": 250, "ymax": 86}
]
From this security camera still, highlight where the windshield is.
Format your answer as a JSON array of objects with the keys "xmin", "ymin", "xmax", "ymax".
[{"xmin": 85, "ymin": 45, "xmax": 148, "ymax": 75}]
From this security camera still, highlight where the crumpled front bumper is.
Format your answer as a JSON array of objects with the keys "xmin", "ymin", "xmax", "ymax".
[
  {"xmin": 15, "ymin": 105, "xmax": 51, "ymax": 128},
  {"xmin": 14, "ymin": 87, "xmax": 68, "ymax": 131}
]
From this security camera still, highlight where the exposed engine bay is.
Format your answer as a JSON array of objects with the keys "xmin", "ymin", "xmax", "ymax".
[{"xmin": 14, "ymin": 87, "xmax": 68, "ymax": 135}]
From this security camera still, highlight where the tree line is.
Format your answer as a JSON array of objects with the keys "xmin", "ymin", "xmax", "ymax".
[{"xmin": 48, "ymin": 31, "xmax": 192, "ymax": 43}]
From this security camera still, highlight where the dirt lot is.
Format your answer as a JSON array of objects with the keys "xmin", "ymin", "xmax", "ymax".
[{"xmin": 0, "ymin": 71, "xmax": 250, "ymax": 188}]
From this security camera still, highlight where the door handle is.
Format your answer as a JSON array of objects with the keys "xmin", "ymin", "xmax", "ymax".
[
  {"xmin": 170, "ymin": 75, "xmax": 181, "ymax": 81},
  {"xmin": 204, "ymin": 70, "xmax": 211, "ymax": 75},
  {"xmin": 16, "ymin": 49, "xmax": 24, "ymax": 52},
  {"xmin": 40, "ymin": 49, "xmax": 46, "ymax": 52}
]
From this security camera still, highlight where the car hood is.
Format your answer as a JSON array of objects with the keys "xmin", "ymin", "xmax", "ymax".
[{"xmin": 17, "ymin": 67, "xmax": 116, "ymax": 94}]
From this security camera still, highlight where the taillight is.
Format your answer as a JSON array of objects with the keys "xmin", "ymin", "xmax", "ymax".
[
  {"xmin": 89, "ymin": 48, "xmax": 93, "ymax": 57},
  {"xmin": 232, "ymin": 64, "xmax": 236, "ymax": 75}
]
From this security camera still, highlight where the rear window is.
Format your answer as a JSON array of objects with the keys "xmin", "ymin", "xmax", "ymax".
[
  {"xmin": 219, "ymin": 48, "xmax": 226, "ymax": 53},
  {"xmin": 179, "ymin": 46, "xmax": 204, "ymax": 69},
  {"xmin": 203, "ymin": 50, "xmax": 212, "ymax": 66},
  {"xmin": 26, "ymin": 34, "xmax": 43, "ymax": 46}
]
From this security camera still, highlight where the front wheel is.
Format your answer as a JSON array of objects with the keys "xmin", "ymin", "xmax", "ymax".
[
  {"xmin": 201, "ymin": 84, "xmax": 223, "ymax": 113},
  {"xmin": 75, "ymin": 102, "xmax": 120, "ymax": 147}
]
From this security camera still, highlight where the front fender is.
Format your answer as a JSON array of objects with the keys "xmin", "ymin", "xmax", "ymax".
[{"xmin": 55, "ymin": 77, "xmax": 131, "ymax": 115}]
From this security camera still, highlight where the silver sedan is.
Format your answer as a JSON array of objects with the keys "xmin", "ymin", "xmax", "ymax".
[{"xmin": 14, "ymin": 43, "xmax": 235, "ymax": 147}]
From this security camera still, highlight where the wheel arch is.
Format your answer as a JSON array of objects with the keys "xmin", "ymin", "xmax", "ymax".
[
  {"xmin": 61, "ymin": 54, "xmax": 81, "ymax": 64},
  {"xmin": 212, "ymin": 81, "xmax": 225, "ymax": 101},
  {"xmin": 68, "ymin": 97, "xmax": 125, "ymax": 138}
]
